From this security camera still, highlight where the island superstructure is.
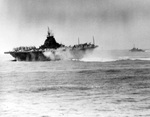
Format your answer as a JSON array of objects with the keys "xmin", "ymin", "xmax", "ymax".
[{"xmin": 4, "ymin": 28, "xmax": 98, "ymax": 61}]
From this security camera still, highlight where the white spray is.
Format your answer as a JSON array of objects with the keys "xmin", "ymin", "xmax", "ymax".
[
  {"xmin": 80, "ymin": 48, "xmax": 117, "ymax": 62},
  {"xmin": 43, "ymin": 48, "xmax": 74, "ymax": 61}
]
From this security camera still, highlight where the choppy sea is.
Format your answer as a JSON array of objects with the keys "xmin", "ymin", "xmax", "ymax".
[{"xmin": 1, "ymin": 49, "xmax": 150, "ymax": 117}]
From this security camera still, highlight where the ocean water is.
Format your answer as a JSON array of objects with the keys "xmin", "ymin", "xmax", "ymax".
[{"xmin": 1, "ymin": 50, "xmax": 150, "ymax": 117}]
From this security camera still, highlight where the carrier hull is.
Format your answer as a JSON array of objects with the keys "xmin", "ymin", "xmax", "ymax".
[{"xmin": 5, "ymin": 47, "xmax": 97, "ymax": 61}]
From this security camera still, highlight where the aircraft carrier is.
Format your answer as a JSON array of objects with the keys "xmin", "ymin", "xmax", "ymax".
[{"xmin": 4, "ymin": 28, "xmax": 98, "ymax": 61}]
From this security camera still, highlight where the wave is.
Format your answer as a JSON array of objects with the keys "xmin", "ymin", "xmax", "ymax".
[
  {"xmin": 79, "ymin": 52, "xmax": 150, "ymax": 62},
  {"xmin": 80, "ymin": 57, "xmax": 150, "ymax": 62},
  {"xmin": 145, "ymin": 49, "xmax": 150, "ymax": 52},
  {"xmin": 77, "ymin": 48, "xmax": 150, "ymax": 62},
  {"xmin": 117, "ymin": 57, "xmax": 150, "ymax": 61},
  {"xmin": 80, "ymin": 57, "xmax": 117, "ymax": 62},
  {"xmin": 31, "ymin": 85, "xmax": 92, "ymax": 93}
]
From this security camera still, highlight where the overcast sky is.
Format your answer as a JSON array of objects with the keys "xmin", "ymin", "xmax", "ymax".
[{"xmin": 1, "ymin": 0, "xmax": 150, "ymax": 53}]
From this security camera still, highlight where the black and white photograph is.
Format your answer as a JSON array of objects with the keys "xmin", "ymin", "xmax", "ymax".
[{"xmin": 1, "ymin": 0, "xmax": 150, "ymax": 117}]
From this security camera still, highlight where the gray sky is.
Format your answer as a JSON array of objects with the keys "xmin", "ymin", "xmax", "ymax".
[{"xmin": 1, "ymin": 0, "xmax": 150, "ymax": 53}]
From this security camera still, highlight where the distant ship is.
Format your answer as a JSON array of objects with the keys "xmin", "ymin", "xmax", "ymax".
[
  {"xmin": 4, "ymin": 28, "xmax": 98, "ymax": 61},
  {"xmin": 130, "ymin": 45, "xmax": 145, "ymax": 52}
]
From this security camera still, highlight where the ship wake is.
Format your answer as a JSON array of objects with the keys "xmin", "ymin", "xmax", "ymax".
[
  {"xmin": 80, "ymin": 49, "xmax": 150, "ymax": 62},
  {"xmin": 80, "ymin": 48, "xmax": 116, "ymax": 62}
]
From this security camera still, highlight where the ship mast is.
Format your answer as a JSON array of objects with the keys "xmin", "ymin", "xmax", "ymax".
[
  {"xmin": 78, "ymin": 37, "xmax": 80, "ymax": 45},
  {"xmin": 93, "ymin": 36, "xmax": 95, "ymax": 45},
  {"xmin": 47, "ymin": 27, "xmax": 51, "ymax": 37}
]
